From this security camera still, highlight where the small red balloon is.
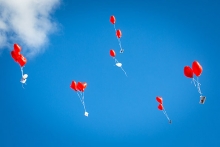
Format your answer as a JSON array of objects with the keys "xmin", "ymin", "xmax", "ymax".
[
  {"xmin": 80, "ymin": 82, "xmax": 87, "ymax": 92},
  {"xmin": 192, "ymin": 61, "xmax": 203, "ymax": 77},
  {"xmin": 70, "ymin": 81, "xmax": 78, "ymax": 91},
  {"xmin": 14, "ymin": 44, "xmax": 21, "ymax": 53},
  {"xmin": 116, "ymin": 29, "xmax": 122, "ymax": 38},
  {"xmin": 77, "ymin": 82, "xmax": 84, "ymax": 92},
  {"xmin": 110, "ymin": 15, "xmax": 116, "ymax": 24},
  {"xmin": 17, "ymin": 54, "xmax": 27, "ymax": 67},
  {"xmin": 11, "ymin": 50, "xmax": 20, "ymax": 62},
  {"xmin": 158, "ymin": 104, "xmax": 163, "ymax": 110},
  {"xmin": 156, "ymin": 97, "xmax": 163, "ymax": 104},
  {"xmin": 110, "ymin": 49, "xmax": 116, "ymax": 57},
  {"xmin": 82, "ymin": 82, "xmax": 87, "ymax": 89},
  {"xmin": 184, "ymin": 66, "xmax": 193, "ymax": 78}
]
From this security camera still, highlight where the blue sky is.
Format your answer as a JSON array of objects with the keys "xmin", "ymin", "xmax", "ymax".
[{"xmin": 0, "ymin": 0, "xmax": 220, "ymax": 146}]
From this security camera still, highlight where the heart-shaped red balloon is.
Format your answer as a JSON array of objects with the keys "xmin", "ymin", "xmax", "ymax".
[
  {"xmin": 192, "ymin": 61, "xmax": 203, "ymax": 77},
  {"xmin": 70, "ymin": 81, "xmax": 78, "ymax": 91},
  {"xmin": 77, "ymin": 82, "xmax": 83, "ymax": 92},
  {"xmin": 116, "ymin": 29, "xmax": 122, "ymax": 38},
  {"xmin": 17, "ymin": 54, "xmax": 27, "ymax": 67},
  {"xmin": 14, "ymin": 43, "xmax": 21, "ymax": 53},
  {"xmin": 184, "ymin": 66, "xmax": 193, "ymax": 78},
  {"xmin": 156, "ymin": 96, "xmax": 163, "ymax": 104},
  {"xmin": 158, "ymin": 104, "xmax": 163, "ymax": 110},
  {"xmin": 82, "ymin": 82, "xmax": 87, "ymax": 92},
  {"xmin": 110, "ymin": 49, "xmax": 116, "ymax": 57},
  {"xmin": 110, "ymin": 15, "xmax": 116, "ymax": 24},
  {"xmin": 11, "ymin": 50, "xmax": 20, "ymax": 62}
]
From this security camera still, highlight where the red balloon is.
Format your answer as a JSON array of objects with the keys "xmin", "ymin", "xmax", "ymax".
[
  {"xmin": 14, "ymin": 44, "xmax": 21, "ymax": 53},
  {"xmin": 14, "ymin": 50, "xmax": 21, "ymax": 57},
  {"xmin": 82, "ymin": 82, "xmax": 87, "ymax": 90},
  {"xmin": 156, "ymin": 96, "xmax": 163, "ymax": 104},
  {"xmin": 11, "ymin": 50, "xmax": 20, "ymax": 62},
  {"xmin": 17, "ymin": 54, "xmax": 27, "ymax": 67},
  {"xmin": 192, "ymin": 61, "xmax": 203, "ymax": 77},
  {"xmin": 184, "ymin": 66, "xmax": 193, "ymax": 78},
  {"xmin": 110, "ymin": 15, "xmax": 116, "ymax": 24},
  {"xmin": 77, "ymin": 82, "xmax": 84, "ymax": 92},
  {"xmin": 158, "ymin": 104, "xmax": 163, "ymax": 110},
  {"xmin": 70, "ymin": 81, "xmax": 78, "ymax": 91},
  {"xmin": 116, "ymin": 29, "xmax": 122, "ymax": 38},
  {"xmin": 110, "ymin": 49, "xmax": 116, "ymax": 57}
]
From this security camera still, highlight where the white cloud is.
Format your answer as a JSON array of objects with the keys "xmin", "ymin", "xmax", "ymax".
[{"xmin": 0, "ymin": 0, "xmax": 60, "ymax": 57}]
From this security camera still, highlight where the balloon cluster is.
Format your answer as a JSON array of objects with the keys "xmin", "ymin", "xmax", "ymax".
[
  {"xmin": 156, "ymin": 96, "xmax": 171, "ymax": 123},
  {"xmin": 70, "ymin": 81, "xmax": 87, "ymax": 92},
  {"xmin": 11, "ymin": 44, "xmax": 27, "ymax": 67},
  {"xmin": 109, "ymin": 16, "xmax": 127, "ymax": 77},
  {"xmin": 184, "ymin": 61, "xmax": 203, "ymax": 78},
  {"xmin": 11, "ymin": 44, "xmax": 28, "ymax": 87},
  {"xmin": 109, "ymin": 49, "xmax": 127, "ymax": 76},
  {"xmin": 184, "ymin": 61, "xmax": 204, "ymax": 97},
  {"xmin": 156, "ymin": 96, "xmax": 163, "ymax": 109},
  {"xmin": 110, "ymin": 15, "xmax": 123, "ymax": 53},
  {"xmin": 70, "ymin": 81, "xmax": 88, "ymax": 116}
]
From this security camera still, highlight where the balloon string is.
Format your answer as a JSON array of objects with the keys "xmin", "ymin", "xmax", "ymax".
[
  {"xmin": 113, "ymin": 24, "xmax": 123, "ymax": 52},
  {"xmin": 81, "ymin": 92, "xmax": 87, "ymax": 112},
  {"xmin": 114, "ymin": 58, "xmax": 119, "ymax": 63},
  {"xmin": 77, "ymin": 92, "xmax": 82, "ymax": 102},
  {"xmin": 196, "ymin": 77, "xmax": 202, "ymax": 96},
  {"xmin": 120, "ymin": 67, "xmax": 128, "ymax": 77},
  {"xmin": 117, "ymin": 38, "xmax": 123, "ymax": 51},
  {"xmin": 20, "ymin": 67, "xmax": 26, "ymax": 89},
  {"xmin": 192, "ymin": 78, "xmax": 202, "ymax": 95},
  {"xmin": 163, "ymin": 108, "xmax": 170, "ymax": 122},
  {"xmin": 77, "ymin": 91, "xmax": 87, "ymax": 112},
  {"xmin": 163, "ymin": 108, "xmax": 169, "ymax": 119},
  {"xmin": 113, "ymin": 24, "xmax": 117, "ymax": 32},
  {"xmin": 78, "ymin": 91, "xmax": 83, "ymax": 96},
  {"xmin": 192, "ymin": 78, "xmax": 196, "ymax": 87},
  {"xmin": 21, "ymin": 67, "xmax": 24, "ymax": 76},
  {"xmin": 113, "ymin": 58, "xmax": 127, "ymax": 77}
]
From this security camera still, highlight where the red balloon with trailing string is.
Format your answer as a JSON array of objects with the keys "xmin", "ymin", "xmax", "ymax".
[
  {"xmin": 10, "ymin": 43, "xmax": 28, "ymax": 86},
  {"xmin": 183, "ymin": 61, "xmax": 206, "ymax": 104},
  {"xmin": 156, "ymin": 96, "xmax": 171, "ymax": 123},
  {"xmin": 109, "ymin": 15, "xmax": 124, "ymax": 53},
  {"xmin": 192, "ymin": 61, "xmax": 203, "ymax": 77},
  {"xmin": 70, "ymin": 80, "xmax": 89, "ymax": 116}
]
